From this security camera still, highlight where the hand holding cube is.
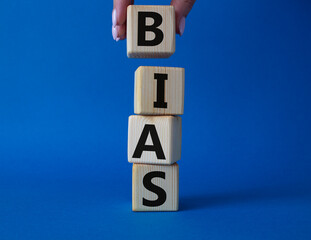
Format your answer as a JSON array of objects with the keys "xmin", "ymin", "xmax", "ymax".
[{"xmin": 112, "ymin": 0, "xmax": 196, "ymax": 41}]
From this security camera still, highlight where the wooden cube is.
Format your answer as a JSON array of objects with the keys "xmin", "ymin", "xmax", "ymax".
[
  {"xmin": 134, "ymin": 66, "xmax": 185, "ymax": 115},
  {"xmin": 128, "ymin": 115, "xmax": 182, "ymax": 165},
  {"xmin": 127, "ymin": 5, "xmax": 175, "ymax": 58},
  {"xmin": 132, "ymin": 163, "xmax": 179, "ymax": 211}
]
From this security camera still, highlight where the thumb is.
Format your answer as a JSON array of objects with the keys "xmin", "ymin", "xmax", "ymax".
[{"xmin": 171, "ymin": 0, "xmax": 196, "ymax": 36}]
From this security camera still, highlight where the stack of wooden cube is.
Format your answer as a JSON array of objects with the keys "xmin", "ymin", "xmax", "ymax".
[{"xmin": 127, "ymin": 5, "xmax": 184, "ymax": 212}]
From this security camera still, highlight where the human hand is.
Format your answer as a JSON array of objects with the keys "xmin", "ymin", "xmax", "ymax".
[{"xmin": 112, "ymin": 0, "xmax": 196, "ymax": 41}]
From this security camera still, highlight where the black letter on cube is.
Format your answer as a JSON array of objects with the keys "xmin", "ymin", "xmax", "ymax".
[
  {"xmin": 132, "ymin": 124, "xmax": 166, "ymax": 160},
  {"xmin": 138, "ymin": 12, "xmax": 164, "ymax": 46},
  {"xmin": 143, "ymin": 171, "xmax": 167, "ymax": 207},
  {"xmin": 154, "ymin": 73, "xmax": 168, "ymax": 108}
]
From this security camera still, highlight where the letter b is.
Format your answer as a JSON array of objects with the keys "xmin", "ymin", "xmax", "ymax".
[{"xmin": 138, "ymin": 12, "xmax": 164, "ymax": 46}]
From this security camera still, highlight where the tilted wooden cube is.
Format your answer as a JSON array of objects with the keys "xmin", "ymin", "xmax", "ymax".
[
  {"xmin": 134, "ymin": 66, "xmax": 185, "ymax": 115},
  {"xmin": 127, "ymin": 5, "xmax": 175, "ymax": 58},
  {"xmin": 132, "ymin": 163, "xmax": 179, "ymax": 211},
  {"xmin": 128, "ymin": 115, "xmax": 182, "ymax": 165}
]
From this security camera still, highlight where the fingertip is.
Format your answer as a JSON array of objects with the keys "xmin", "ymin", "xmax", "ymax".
[
  {"xmin": 119, "ymin": 35, "xmax": 126, "ymax": 40},
  {"xmin": 112, "ymin": 25, "xmax": 118, "ymax": 41},
  {"xmin": 112, "ymin": 9, "xmax": 117, "ymax": 27},
  {"xmin": 171, "ymin": 0, "xmax": 195, "ymax": 17},
  {"xmin": 112, "ymin": 24, "xmax": 126, "ymax": 41},
  {"xmin": 178, "ymin": 16, "xmax": 186, "ymax": 36},
  {"xmin": 114, "ymin": 0, "xmax": 133, "ymax": 26}
]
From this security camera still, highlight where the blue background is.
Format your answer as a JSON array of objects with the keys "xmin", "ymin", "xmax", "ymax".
[{"xmin": 1, "ymin": 0, "xmax": 311, "ymax": 239}]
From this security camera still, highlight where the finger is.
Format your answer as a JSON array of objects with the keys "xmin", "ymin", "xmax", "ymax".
[
  {"xmin": 112, "ymin": 24, "xmax": 126, "ymax": 41},
  {"xmin": 171, "ymin": 0, "xmax": 196, "ymax": 36},
  {"xmin": 113, "ymin": 0, "xmax": 134, "ymax": 26}
]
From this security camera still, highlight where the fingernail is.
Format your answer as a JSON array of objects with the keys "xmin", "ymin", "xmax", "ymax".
[
  {"xmin": 112, "ymin": 9, "xmax": 117, "ymax": 27},
  {"xmin": 112, "ymin": 26, "xmax": 118, "ymax": 40},
  {"xmin": 179, "ymin": 17, "xmax": 186, "ymax": 36},
  {"xmin": 116, "ymin": 37, "xmax": 120, "ymax": 42}
]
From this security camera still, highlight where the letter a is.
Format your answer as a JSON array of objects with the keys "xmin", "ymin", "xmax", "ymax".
[{"xmin": 132, "ymin": 124, "xmax": 166, "ymax": 160}]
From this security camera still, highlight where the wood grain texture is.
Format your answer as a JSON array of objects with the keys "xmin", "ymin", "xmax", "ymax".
[
  {"xmin": 134, "ymin": 66, "xmax": 184, "ymax": 115},
  {"xmin": 128, "ymin": 115, "xmax": 182, "ymax": 165},
  {"xmin": 132, "ymin": 163, "xmax": 179, "ymax": 211},
  {"xmin": 127, "ymin": 5, "xmax": 175, "ymax": 58}
]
